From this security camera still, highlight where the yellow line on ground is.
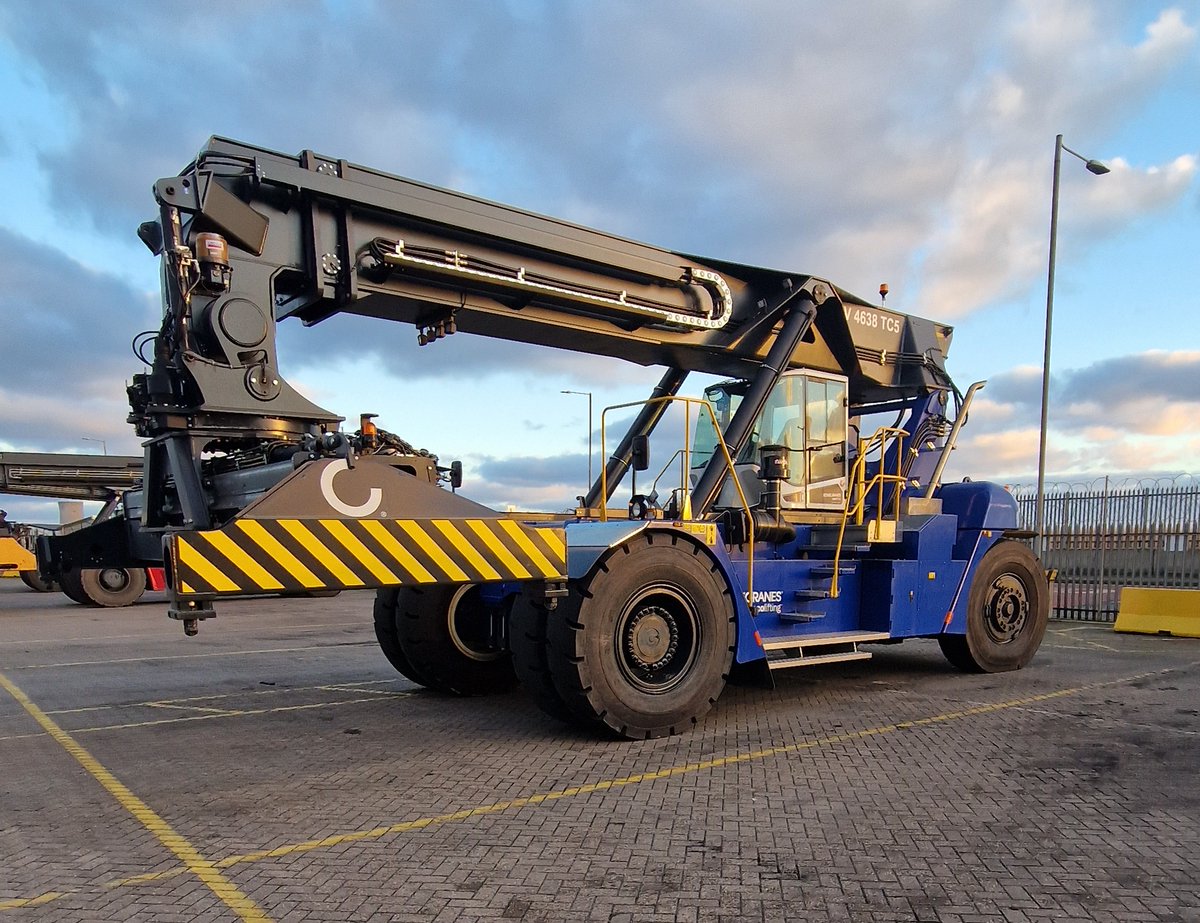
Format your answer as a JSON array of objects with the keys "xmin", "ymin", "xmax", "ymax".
[
  {"xmin": 0, "ymin": 670, "xmax": 272, "ymax": 923},
  {"xmin": 0, "ymin": 693, "xmax": 412, "ymax": 742},
  {"xmin": 3, "ymin": 663, "xmax": 1187, "ymax": 914},
  {"xmin": 0, "ymin": 891, "xmax": 66, "ymax": 911}
]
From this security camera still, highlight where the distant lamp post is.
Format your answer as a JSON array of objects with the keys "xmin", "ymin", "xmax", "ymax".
[
  {"xmin": 560, "ymin": 390, "xmax": 594, "ymax": 492},
  {"xmin": 1036, "ymin": 135, "xmax": 1109, "ymax": 559},
  {"xmin": 82, "ymin": 437, "xmax": 108, "ymax": 455}
]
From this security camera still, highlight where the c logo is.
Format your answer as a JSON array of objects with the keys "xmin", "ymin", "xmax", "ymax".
[{"xmin": 319, "ymin": 459, "xmax": 383, "ymax": 518}]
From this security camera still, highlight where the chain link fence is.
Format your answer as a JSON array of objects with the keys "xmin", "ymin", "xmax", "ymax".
[{"xmin": 1010, "ymin": 476, "xmax": 1200, "ymax": 621}]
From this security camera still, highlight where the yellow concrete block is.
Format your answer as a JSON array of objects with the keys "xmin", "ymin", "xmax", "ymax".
[{"xmin": 1114, "ymin": 587, "xmax": 1200, "ymax": 638}]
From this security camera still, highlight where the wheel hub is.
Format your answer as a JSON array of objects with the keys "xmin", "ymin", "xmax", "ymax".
[
  {"xmin": 624, "ymin": 607, "xmax": 678, "ymax": 671},
  {"xmin": 97, "ymin": 569, "xmax": 130, "ymax": 593},
  {"xmin": 615, "ymin": 588, "xmax": 700, "ymax": 694},
  {"xmin": 984, "ymin": 573, "xmax": 1029, "ymax": 644}
]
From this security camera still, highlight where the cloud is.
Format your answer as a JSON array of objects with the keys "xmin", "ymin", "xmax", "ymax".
[
  {"xmin": 0, "ymin": 0, "xmax": 1195, "ymax": 500},
  {"xmin": 943, "ymin": 349, "xmax": 1200, "ymax": 482},
  {"xmin": 3, "ymin": 2, "xmax": 1194, "ymax": 311},
  {"xmin": 0, "ymin": 227, "xmax": 157, "ymax": 451}
]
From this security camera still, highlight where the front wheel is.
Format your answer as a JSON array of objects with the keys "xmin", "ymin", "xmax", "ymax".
[
  {"xmin": 939, "ymin": 540, "xmax": 1049, "ymax": 673},
  {"xmin": 546, "ymin": 532, "xmax": 736, "ymax": 739}
]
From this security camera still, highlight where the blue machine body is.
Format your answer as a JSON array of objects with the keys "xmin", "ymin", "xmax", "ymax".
[{"xmin": 547, "ymin": 479, "xmax": 1018, "ymax": 667}]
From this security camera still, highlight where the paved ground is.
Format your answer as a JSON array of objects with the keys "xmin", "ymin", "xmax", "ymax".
[{"xmin": 0, "ymin": 577, "xmax": 1197, "ymax": 922}]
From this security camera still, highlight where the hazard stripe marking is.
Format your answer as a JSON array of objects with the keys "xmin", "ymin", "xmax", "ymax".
[
  {"xmin": 203, "ymin": 531, "xmax": 285, "ymax": 592},
  {"xmin": 172, "ymin": 517, "xmax": 567, "ymax": 596},
  {"xmin": 234, "ymin": 520, "xmax": 325, "ymax": 589},
  {"xmin": 359, "ymin": 520, "xmax": 438, "ymax": 584},
  {"xmin": 534, "ymin": 527, "xmax": 567, "ymax": 565},
  {"xmin": 279, "ymin": 520, "xmax": 364, "ymax": 587},
  {"xmin": 177, "ymin": 540, "xmax": 239, "ymax": 593},
  {"xmin": 432, "ymin": 520, "xmax": 502, "ymax": 581},
  {"xmin": 466, "ymin": 520, "xmax": 531, "ymax": 579},
  {"xmin": 396, "ymin": 520, "xmax": 469, "ymax": 582},
  {"xmin": 320, "ymin": 520, "xmax": 401, "ymax": 585},
  {"xmin": 497, "ymin": 520, "xmax": 559, "ymax": 577}
]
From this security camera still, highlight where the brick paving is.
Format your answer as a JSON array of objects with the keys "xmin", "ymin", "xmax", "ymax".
[{"xmin": 0, "ymin": 579, "xmax": 1197, "ymax": 921}]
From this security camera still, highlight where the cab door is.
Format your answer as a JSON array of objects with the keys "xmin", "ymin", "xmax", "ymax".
[{"xmin": 803, "ymin": 375, "xmax": 848, "ymax": 509}]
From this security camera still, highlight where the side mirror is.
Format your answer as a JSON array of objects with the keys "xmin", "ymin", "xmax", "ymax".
[
  {"xmin": 631, "ymin": 435, "xmax": 650, "ymax": 472},
  {"xmin": 450, "ymin": 459, "xmax": 463, "ymax": 490}
]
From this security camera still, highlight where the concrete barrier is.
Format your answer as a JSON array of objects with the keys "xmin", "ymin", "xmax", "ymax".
[{"xmin": 1113, "ymin": 587, "xmax": 1200, "ymax": 638}]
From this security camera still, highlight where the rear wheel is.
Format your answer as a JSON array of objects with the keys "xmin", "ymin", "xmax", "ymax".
[
  {"xmin": 510, "ymin": 590, "xmax": 575, "ymax": 723},
  {"xmin": 19, "ymin": 570, "xmax": 58, "ymax": 592},
  {"xmin": 372, "ymin": 588, "xmax": 434, "ymax": 687},
  {"xmin": 78, "ymin": 568, "xmax": 148, "ymax": 607},
  {"xmin": 59, "ymin": 567, "xmax": 92, "ymax": 605},
  {"xmin": 546, "ymin": 532, "xmax": 735, "ymax": 739},
  {"xmin": 394, "ymin": 585, "xmax": 517, "ymax": 695},
  {"xmin": 939, "ymin": 540, "xmax": 1049, "ymax": 672}
]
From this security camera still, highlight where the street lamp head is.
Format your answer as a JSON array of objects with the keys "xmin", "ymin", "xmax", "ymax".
[{"xmin": 1085, "ymin": 159, "xmax": 1110, "ymax": 176}]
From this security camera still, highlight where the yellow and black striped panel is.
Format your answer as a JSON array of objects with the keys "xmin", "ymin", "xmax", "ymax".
[{"xmin": 169, "ymin": 518, "xmax": 566, "ymax": 598}]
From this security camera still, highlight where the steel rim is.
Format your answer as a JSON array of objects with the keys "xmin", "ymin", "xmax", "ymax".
[
  {"xmin": 446, "ymin": 586, "xmax": 504, "ymax": 662},
  {"xmin": 984, "ymin": 573, "xmax": 1029, "ymax": 644},
  {"xmin": 615, "ymin": 586, "xmax": 700, "ymax": 694},
  {"xmin": 96, "ymin": 568, "xmax": 132, "ymax": 593}
]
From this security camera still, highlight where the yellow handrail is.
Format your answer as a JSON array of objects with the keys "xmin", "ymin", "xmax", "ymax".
[
  {"xmin": 598, "ymin": 397, "xmax": 757, "ymax": 608},
  {"xmin": 831, "ymin": 426, "xmax": 908, "ymax": 598}
]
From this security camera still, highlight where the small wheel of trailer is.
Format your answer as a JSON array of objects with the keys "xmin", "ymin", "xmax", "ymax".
[
  {"xmin": 509, "ymin": 590, "xmax": 574, "ymax": 723},
  {"xmin": 19, "ymin": 570, "xmax": 58, "ymax": 593},
  {"xmin": 372, "ymin": 587, "xmax": 435, "ymax": 687},
  {"xmin": 939, "ymin": 540, "xmax": 1049, "ymax": 673},
  {"xmin": 59, "ymin": 567, "xmax": 147, "ymax": 607},
  {"xmin": 546, "ymin": 532, "xmax": 736, "ymax": 739},
  {"xmin": 393, "ymin": 585, "xmax": 517, "ymax": 696}
]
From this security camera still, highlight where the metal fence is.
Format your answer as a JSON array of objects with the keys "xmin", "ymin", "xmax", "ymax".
[{"xmin": 1012, "ymin": 476, "xmax": 1200, "ymax": 621}]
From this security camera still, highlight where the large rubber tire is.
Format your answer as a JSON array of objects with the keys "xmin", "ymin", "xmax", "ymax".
[
  {"xmin": 509, "ymin": 590, "xmax": 575, "ymax": 723},
  {"xmin": 372, "ymin": 587, "xmax": 435, "ymax": 687},
  {"xmin": 546, "ymin": 532, "xmax": 736, "ymax": 739},
  {"xmin": 19, "ymin": 570, "xmax": 58, "ymax": 593},
  {"xmin": 939, "ymin": 540, "xmax": 1049, "ymax": 673},
  {"xmin": 58, "ymin": 567, "xmax": 93, "ymax": 605},
  {"xmin": 394, "ymin": 585, "xmax": 518, "ymax": 696},
  {"xmin": 81, "ymin": 568, "xmax": 148, "ymax": 607}
]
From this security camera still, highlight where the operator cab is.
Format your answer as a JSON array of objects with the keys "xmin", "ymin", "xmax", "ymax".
[{"xmin": 693, "ymin": 369, "xmax": 849, "ymax": 512}]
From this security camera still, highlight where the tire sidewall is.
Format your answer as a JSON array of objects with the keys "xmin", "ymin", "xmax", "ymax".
[
  {"xmin": 569, "ymin": 536, "xmax": 735, "ymax": 735},
  {"xmin": 79, "ymin": 567, "xmax": 147, "ymax": 607},
  {"xmin": 964, "ymin": 541, "xmax": 1049, "ymax": 672}
]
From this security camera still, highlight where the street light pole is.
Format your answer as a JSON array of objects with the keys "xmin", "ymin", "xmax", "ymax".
[
  {"xmin": 82, "ymin": 437, "xmax": 107, "ymax": 455},
  {"xmin": 561, "ymin": 390, "xmax": 594, "ymax": 492},
  {"xmin": 1036, "ymin": 134, "xmax": 1109, "ymax": 560}
]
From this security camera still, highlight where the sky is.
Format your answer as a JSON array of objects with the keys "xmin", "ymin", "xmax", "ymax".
[{"xmin": 0, "ymin": 0, "xmax": 1197, "ymax": 524}]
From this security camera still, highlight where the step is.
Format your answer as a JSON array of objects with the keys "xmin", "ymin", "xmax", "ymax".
[
  {"xmin": 808, "ymin": 563, "xmax": 857, "ymax": 577},
  {"xmin": 760, "ymin": 631, "xmax": 891, "ymax": 651},
  {"xmin": 793, "ymin": 589, "xmax": 831, "ymax": 600},
  {"xmin": 767, "ymin": 650, "xmax": 874, "ymax": 671},
  {"xmin": 801, "ymin": 543, "xmax": 871, "ymax": 555}
]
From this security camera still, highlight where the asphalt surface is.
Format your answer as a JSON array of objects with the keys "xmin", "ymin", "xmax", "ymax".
[{"xmin": 1, "ymin": 577, "xmax": 1197, "ymax": 922}]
